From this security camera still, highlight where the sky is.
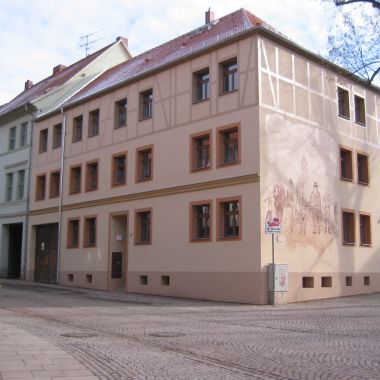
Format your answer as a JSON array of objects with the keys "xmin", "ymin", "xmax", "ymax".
[{"xmin": 0, "ymin": 0, "xmax": 342, "ymax": 105}]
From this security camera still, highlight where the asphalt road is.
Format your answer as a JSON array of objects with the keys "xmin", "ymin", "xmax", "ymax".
[{"xmin": 0, "ymin": 280, "xmax": 379, "ymax": 379}]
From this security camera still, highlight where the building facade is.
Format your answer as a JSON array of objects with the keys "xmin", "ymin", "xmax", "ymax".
[
  {"xmin": 0, "ymin": 38, "xmax": 131, "ymax": 280},
  {"xmin": 26, "ymin": 9, "xmax": 379, "ymax": 304}
]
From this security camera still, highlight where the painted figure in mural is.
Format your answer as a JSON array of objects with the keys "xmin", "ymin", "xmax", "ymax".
[
  {"xmin": 309, "ymin": 182, "xmax": 322, "ymax": 234},
  {"xmin": 286, "ymin": 179, "xmax": 295, "ymax": 232},
  {"xmin": 273, "ymin": 181, "xmax": 286, "ymax": 222},
  {"xmin": 322, "ymin": 189, "xmax": 332, "ymax": 234},
  {"xmin": 295, "ymin": 179, "xmax": 306, "ymax": 234},
  {"xmin": 333, "ymin": 202, "xmax": 338, "ymax": 235},
  {"xmin": 294, "ymin": 155, "xmax": 308, "ymax": 234},
  {"xmin": 264, "ymin": 196, "xmax": 274, "ymax": 226}
]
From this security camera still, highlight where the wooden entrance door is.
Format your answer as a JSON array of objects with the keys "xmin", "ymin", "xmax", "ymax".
[{"xmin": 35, "ymin": 223, "xmax": 58, "ymax": 283}]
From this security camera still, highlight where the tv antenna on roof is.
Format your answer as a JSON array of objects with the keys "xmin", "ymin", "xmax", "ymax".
[{"xmin": 79, "ymin": 30, "xmax": 105, "ymax": 56}]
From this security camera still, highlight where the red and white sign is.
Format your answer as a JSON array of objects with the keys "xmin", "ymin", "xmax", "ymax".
[{"xmin": 265, "ymin": 217, "xmax": 281, "ymax": 234}]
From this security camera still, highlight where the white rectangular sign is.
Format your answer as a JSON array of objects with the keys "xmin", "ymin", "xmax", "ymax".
[{"xmin": 265, "ymin": 218, "xmax": 281, "ymax": 234}]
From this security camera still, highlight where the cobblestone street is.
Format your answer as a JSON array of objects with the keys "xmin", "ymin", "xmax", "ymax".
[{"xmin": 0, "ymin": 280, "xmax": 379, "ymax": 379}]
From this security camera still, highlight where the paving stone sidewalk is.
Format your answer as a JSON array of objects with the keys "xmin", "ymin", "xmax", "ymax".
[{"xmin": 0, "ymin": 322, "xmax": 98, "ymax": 380}]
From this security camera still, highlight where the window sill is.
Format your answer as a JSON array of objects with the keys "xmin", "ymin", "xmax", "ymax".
[
  {"xmin": 190, "ymin": 166, "xmax": 211, "ymax": 173},
  {"xmin": 111, "ymin": 182, "xmax": 127, "ymax": 188},
  {"xmin": 83, "ymin": 245, "xmax": 96, "ymax": 249},
  {"xmin": 69, "ymin": 191, "xmax": 81, "ymax": 195},
  {"xmin": 217, "ymin": 160, "xmax": 240, "ymax": 168},
  {"xmin": 72, "ymin": 139, "xmax": 82, "ymax": 143},
  {"xmin": 357, "ymin": 181, "xmax": 369, "ymax": 186},
  {"xmin": 342, "ymin": 242, "xmax": 356, "ymax": 246},
  {"xmin": 355, "ymin": 121, "xmax": 366, "ymax": 127},
  {"xmin": 52, "ymin": 146, "xmax": 62, "ymax": 150},
  {"xmin": 134, "ymin": 241, "xmax": 152, "ymax": 246},
  {"xmin": 88, "ymin": 134, "xmax": 99, "ymax": 138},
  {"xmin": 85, "ymin": 188, "xmax": 98, "ymax": 192},
  {"xmin": 139, "ymin": 115, "xmax": 152, "ymax": 121},
  {"xmin": 360, "ymin": 243, "xmax": 372, "ymax": 247},
  {"xmin": 136, "ymin": 178, "xmax": 152, "ymax": 183},
  {"xmin": 67, "ymin": 245, "xmax": 79, "ymax": 249},
  {"xmin": 338, "ymin": 114, "xmax": 350, "ymax": 121},
  {"xmin": 219, "ymin": 88, "xmax": 238, "ymax": 96},
  {"xmin": 340, "ymin": 177, "xmax": 353, "ymax": 183},
  {"xmin": 192, "ymin": 97, "xmax": 209, "ymax": 104},
  {"xmin": 217, "ymin": 236, "xmax": 241, "ymax": 241},
  {"xmin": 49, "ymin": 195, "xmax": 59, "ymax": 199},
  {"xmin": 35, "ymin": 198, "xmax": 46, "ymax": 202},
  {"xmin": 190, "ymin": 238, "xmax": 211, "ymax": 243},
  {"xmin": 114, "ymin": 124, "xmax": 127, "ymax": 129}
]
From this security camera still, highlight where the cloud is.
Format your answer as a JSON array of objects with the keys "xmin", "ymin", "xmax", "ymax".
[{"xmin": 0, "ymin": 0, "xmax": 333, "ymax": 104}]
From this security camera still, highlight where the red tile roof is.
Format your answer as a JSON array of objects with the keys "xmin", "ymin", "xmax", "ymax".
[
  {"xmin": 0, "ymin": 41, "xmax": 122, "ymax": 117},
  {"xmin": 65, "ymin": 9, "xmax": 269, "ymax": 107}
]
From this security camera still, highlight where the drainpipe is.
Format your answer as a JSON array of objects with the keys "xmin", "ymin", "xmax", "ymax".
[
  {"xmin": 22, "ymin": 113, "xmax": 34, "ymax": 280},
  {"xmin": 56, "ymin": 108, "xmax": 66, "ymax": 284}
]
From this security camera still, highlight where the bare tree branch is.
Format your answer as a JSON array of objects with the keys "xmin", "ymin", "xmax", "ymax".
[
  {"xmin": 368, "ymin": 66, "xmax": 380, "ymax": 83},
  {"xmin": 326, "ymin": 1, "xmax": 380, "ymax": 84},
  {"xmin": 334, "ymin": 0, "xmax": 380, "ymax": 9}
]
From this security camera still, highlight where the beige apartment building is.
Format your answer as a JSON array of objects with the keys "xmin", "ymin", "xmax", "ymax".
[{"xmin": 26, "ymin": 9, "xmax": 380, "ymax": 304}]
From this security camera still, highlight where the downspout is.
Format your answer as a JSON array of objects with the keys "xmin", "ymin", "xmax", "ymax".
[
  {"xmin": 22, "ymin": 110, "xmax": 35, "ymax": 280},
  {"xmin": 56, "ymin": 108, "xmax": 66, "ymax": 284}
]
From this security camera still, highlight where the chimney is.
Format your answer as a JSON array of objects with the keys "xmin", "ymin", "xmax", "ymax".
[
  {"xmin": 205, "ymin": 8, "xmax": 215, "ymax": 24},
  {"xmin": 53, "ymin": 64, "xmax": 67, "ymax": 76},
  {"xmin": 24, "ymin": 80, "xmax": 33, "ymax": 90},
  {"xmin": 116, "ymin": 36, "xmax": 128, "ymax": 47}
]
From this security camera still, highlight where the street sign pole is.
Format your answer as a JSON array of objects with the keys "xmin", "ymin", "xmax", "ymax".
[
  {"xmin": 272, "ymin": 233, "xmax": 275, "ymax": 306},
  {"xmin": 265, "ymin": 217, "xmax": 281, "ymax": 306}
]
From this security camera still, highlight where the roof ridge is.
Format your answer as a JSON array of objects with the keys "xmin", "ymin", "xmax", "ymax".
[{"xmin": 62, "ymin": 8, "xmax": 268, "ymax": 107}]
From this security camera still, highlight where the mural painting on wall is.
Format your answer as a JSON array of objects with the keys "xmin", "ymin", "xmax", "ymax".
[
  {"xmin": 265, "ymin": 156, "xmax": 337, "ymax": 237},
  {"xmin": 264, "ymin": 114, "xmax": 338, "ymax": 252}
]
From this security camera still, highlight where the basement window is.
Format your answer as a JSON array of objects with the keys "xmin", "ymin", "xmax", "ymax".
[
  {"xmin": 302, "ymin": 277, "xmax": 314, "ymax": 288},
  {"xmin": 68, "ymin": 274, "xmax": 74, "ymax": 282},
  {"xmin": 161, "ymin": 275, "xmax": 170, "ymax": 286},
  {"xmin": 345, "ymin": 276, "xmax": 352, "ymax": 287},
  {"xmin": 86, "ymin": 274, "xmax": 93, "ymax": 283},
  {"xmin": 140, "ymin": 275, "xmax": 148, "ymax": 285},
  {"xmin": 364, "ymin": 276, "xmax": 370, "ymax": 286},
  {"xmin": 321, "ymin": 276, "xmax": 332, "ymax": 288}
]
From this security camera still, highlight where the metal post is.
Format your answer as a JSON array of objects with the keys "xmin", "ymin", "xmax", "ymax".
[{"xmin": 272, "ymin": 233, "xmax": 275, "ymax": 306}]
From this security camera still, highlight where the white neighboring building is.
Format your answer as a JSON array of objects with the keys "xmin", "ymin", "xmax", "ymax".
[{"xmin": 0, "ymin": 38, "xmax": 131, "ymax": 279}]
